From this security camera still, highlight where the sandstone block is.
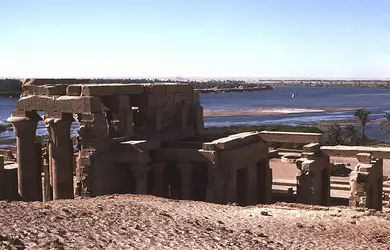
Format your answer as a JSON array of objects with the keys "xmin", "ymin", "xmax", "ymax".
[
  {"xmin": 54, "ymin": 96, "xmax": 102, "ymax": 113},
  {"xmin": 24, "ymin": 85, "xmax": 67, "ymax": 96},
  {"xmin": 66, "ymin": 85, "xmax": 82, "ymax": 96},
  {"xmin": 259, "ymin": 131, "xmax": 322, "ymax": 144},
  {"xmin": 356, "ymin": 153, "xmax": 372, "ymax": 164},
  {"xmin": 81, "ymin": 84, "xmax": 145, "ymax": 96},
  {"xmin": 203, "ymin": 132, "xmax": 260, "ymax": 150},
  {"xmin": 15, "ymin": 95, "xmax": 55, "ymax": 111},
  {"xmin": 303, "ymin": 143, "xmax": 321, "ymax": 153}
]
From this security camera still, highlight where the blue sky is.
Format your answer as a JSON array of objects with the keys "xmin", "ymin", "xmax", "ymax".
[{"xmin": 0, "ymin": 0, "xmax": 389, "ymax": 79}]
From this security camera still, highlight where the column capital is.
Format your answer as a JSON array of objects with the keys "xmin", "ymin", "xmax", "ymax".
[
  {"xmin": 44, "ymin": 113, "xmax": 73, "ymax": 126},
  {"xmin": 7, "ymin": 115, "xmax": 40, "ymax": 138}
]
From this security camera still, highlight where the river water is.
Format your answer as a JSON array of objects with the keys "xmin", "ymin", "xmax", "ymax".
[{"xmin": 1, "ymin": 85, "xmax": 390, "ymax": 144}]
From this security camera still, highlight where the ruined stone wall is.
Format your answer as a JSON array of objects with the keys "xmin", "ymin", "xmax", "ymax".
[
  {"xmin": 202, "ymin": 132, "xmax": 272, "ymax": 205},
  {"xmin": 349, "ymin": 153, "xmax": 383, "ymax": 211}
]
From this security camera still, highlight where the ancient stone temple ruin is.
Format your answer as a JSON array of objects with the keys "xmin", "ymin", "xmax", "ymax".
[
  {"xmin": 1, "ymin": 79, "xmax": 388, "ymax": 211},
  {"xmin": 3, "ymin": 79, "xmax": 272, "ymax": 205},
  {"xmin": 349, "ymin": 153, "xmax": 383, "ymax": 210}
]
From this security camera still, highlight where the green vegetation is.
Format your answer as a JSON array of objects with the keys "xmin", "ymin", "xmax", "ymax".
[
  {"xmin": 323, "ymin": 124, "xmax": 359, "ymax": 146},
  {"xmin": 380, "ymin": 112, "xmax": 390, "ymax": 135},
  {"xmin": 91, "ymin": 78, "xmax": 272, "ymax": 91},
  {"xmin": 0, "ymin": 79, "xmax": 21, "ymax": 94},
  {"xmin": 353, "ymin": 109, "xmax": 371, "ymax": 145}
]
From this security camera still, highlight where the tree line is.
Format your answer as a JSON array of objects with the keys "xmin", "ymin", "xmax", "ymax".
[
  {"xmin": 0, "ymin": 78, "xmax": 272, "ymax": 93},
  {"xmin": 323, "ymin": 108, "xmax": 390, "ymax": 146}
]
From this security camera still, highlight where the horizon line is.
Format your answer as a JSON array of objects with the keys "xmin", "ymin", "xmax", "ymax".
[{"xmin": 1, "ymin": 76, "xmax": 390, "ymax": 81}]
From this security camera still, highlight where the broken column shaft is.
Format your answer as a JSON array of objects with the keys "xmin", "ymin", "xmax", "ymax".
[
  {"xmin": 296, "ymin": 143, "xmax": 330, "ymax": 206},
  {"xmin": 46, "ymin": 116, "xmax": 74, "ymax": 200}
]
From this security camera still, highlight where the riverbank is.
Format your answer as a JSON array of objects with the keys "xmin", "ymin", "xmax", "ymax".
[{"xmin": 259, "ymin": 80, "xmax": 390, "ymax": 89}]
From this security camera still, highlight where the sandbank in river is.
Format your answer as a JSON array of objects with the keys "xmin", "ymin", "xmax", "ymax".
[{"xmin": 203, "ymin": 107, "xmax": 353, "ymax": 117}]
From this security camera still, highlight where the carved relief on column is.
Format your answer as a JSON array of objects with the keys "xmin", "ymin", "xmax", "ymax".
[
  {"xmin": 45, "ymin": 114, "xmax": 73, "ymax": 200},
  {"xmin": 177, "ymin": 162, "xmax": 195, "ymax": 200},
  {"xmin": 131, "ymin": 164, "xmax": 151, "ymax": 194},
  {"xmin": 76, "ymin": 112, "xmax": 110, "ymax": 197},
  {"xmin": 151, "ymin": 163, "xmax": 166, "ymax": 197},
  {"xmin": 7, "ymin": 111, "xmax": 41, "ymax": 201}
]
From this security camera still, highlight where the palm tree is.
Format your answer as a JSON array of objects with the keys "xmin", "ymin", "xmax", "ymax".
[
  {"xmin": 323, "ymin": 124, "xmax": 342, "ymax": 145},
  {"xmin": 341, "ymin": 124, "xmax": 358, "ymax": 145},
  {"xmin": 354, "ymin": 109, "xmax": 371, "ymax": 145},
  {"xmin": 380, "ymin": 112, "xmax": 390, "ymax": 135}
]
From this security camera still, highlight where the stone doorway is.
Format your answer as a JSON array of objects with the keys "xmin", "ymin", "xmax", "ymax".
[
  {"xmin": 236, "ymin": 166, "xmax": 248, "ymax": 206},
  {"xmin": 257, "ymin": 160, "xmax": 268, "ymax": 203}
]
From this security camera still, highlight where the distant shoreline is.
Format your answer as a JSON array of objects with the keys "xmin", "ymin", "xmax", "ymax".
[{"xmin": 258, "ymin": 80, "xmax": 390, "ymax": 89}]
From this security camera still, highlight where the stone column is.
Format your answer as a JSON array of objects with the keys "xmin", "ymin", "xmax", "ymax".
[
  {"xmin": 151, "ymin": 163, "xmax": 166, "ymax": 197},
  {"xmin": 190, "ymin": 104, "xmax": 204, "ymax": 134},
  {"xmin": 7, "ymin": 114, "xmax": 41, "ymax": 201},
  {"xmin": 0, "ymin": 155, "xmax": 5, "ymax": 200},
  {"xmin": 181, "ymin": 104, "xmax": 188, "ymax": 128},
  {"xmin": 177, "ymin": 163, "xmax": 194, "ymax": 200},
  {"xmin": 132, "ymin": 164, "xmax": 150, "ymax": 194},
  {"xmin": 46, "ymin": 115, "xmax": 74, "ymax": 200},
  {"xmin": 42, "ymin": 149, "xmax": 52, "ymax": 202},
  {"xmin": 117, "ymin": 95, "xmax": 134, "ymax": 138},
  {"xmin": 205, "ymin": 163, "xmax": 216, "ymax": 202}
]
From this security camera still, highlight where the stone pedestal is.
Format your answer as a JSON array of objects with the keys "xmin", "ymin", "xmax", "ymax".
[
  {"xmin": 7, "ymin": 114, "xmax": 41, "ymax": 201},
  {"xmin": 177, "ymin": 163, "xmax": 194, "ymax": 200},
  {"xmin": 296, "ymin": 143, "xmax": 330, "ymax": 206},
  {"xmin": 46, "ymin": 116, "xmax": 74, "ymax": 200},
  {"xmin": 132, "ymin": 165, "xmax": 150, "ymax": 194},
  {"xmin": 151, "ymin": 163, "xmax": 166, "ymax": 197}
]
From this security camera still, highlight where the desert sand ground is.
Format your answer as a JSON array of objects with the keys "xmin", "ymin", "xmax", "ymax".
[
  {"xmin": 1, "ymin": 158, "xmax": 389, "ymax": 249},
  {"xmin": 1, "ymin": 195, "xmax": 390, "ymax": 250}
]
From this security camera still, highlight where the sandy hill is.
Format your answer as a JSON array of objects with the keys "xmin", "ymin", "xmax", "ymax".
[{"xmin": 0, "ymin": 195, "xmax": 389, "ymax": 249}]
